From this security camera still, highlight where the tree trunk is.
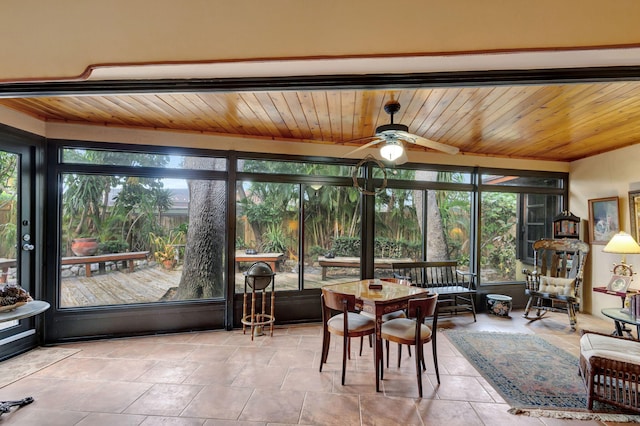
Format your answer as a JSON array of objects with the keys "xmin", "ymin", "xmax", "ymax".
[
  {"xmin": 176, "ymin": 158, "xmax": 226, "ymax": 299},
  {"xmin": 414, "ymin": 171, "xmax": 448, "ymax": 260}
]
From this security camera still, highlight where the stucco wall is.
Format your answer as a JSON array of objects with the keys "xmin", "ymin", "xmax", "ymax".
[
  {"xmin": 2, "ymin": 0, "xmax": 640, "ymax": 81},
  {"xmin": 570, "ymin": 144, "xmax": 640, "ymax": 317}
]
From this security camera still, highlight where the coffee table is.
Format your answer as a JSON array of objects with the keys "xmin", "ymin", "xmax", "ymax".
[{"xmin": 601, "ymin": 307, "xmax": 640, "ymax": 339}]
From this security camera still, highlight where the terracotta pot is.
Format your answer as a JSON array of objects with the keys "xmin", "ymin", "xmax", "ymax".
[
  {"xmin": 71, "ymin": 238, "xmax": 98, "ymax": 256},
  {"xmin": 162, "ymin": 259, "xmax": 175, "ymax": 270}
]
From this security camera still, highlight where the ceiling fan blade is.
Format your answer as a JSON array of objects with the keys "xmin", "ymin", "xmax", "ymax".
[
  {"xmin": 394, "ymin": 150, "xmax": 409, "ymax": 165},
  {"xmin": 342, "ymin": 139, "xmax": 383, "ymax": 158},
  {"xmin": 409, "ymin": 134, "xmax": 460, "ymax": 155}
]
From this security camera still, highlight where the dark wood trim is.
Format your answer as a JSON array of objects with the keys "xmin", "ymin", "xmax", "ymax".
[{"xmin": 3, "ymin": 66, "xmax": 640, "ymax": 98}]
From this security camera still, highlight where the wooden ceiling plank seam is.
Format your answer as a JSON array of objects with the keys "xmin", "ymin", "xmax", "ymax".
[
  {"xmin": 222, "ymin": 92, "xmax": 268, "ymax": 137},
  {"xmin": 445, "ymin": 86, "xmax": 511, "ymax": 143},
  {"xmin": 139, "ymin": 94, "xmax": 210, "ymax": 131},
  {"xmin": 298, "ymin": 91, "xmax": 324, "ymax": 141},
  {"xmin": 326, "ymin": 90, "xmax": 342, "ymax": 142},
  {"xmin": 267, "ymin": 92, "xmax": 304, "ymax": 140},
  {"xmin": 340, "ymin": 90, "xmax": 357, "ymax": 141},
  {"xmin": 282, "ymin": 91, "xmax": 314, "ymax": 140},
  {"xmin": 428, "ymin": 87, "xmax": 490, "ymax": 143},
  {"xmin": 241, "ymin": 92, "xmax": 287, "ymax": 139},
  {"xmin": 85, "ymin": 95, "xmax": 155, "ymax": 128},
  {"xmin": 196, "ymin": 92, "xmax": 249, "ymax": 134},
  {"xmin": 310, "ymin": 91, "xmax": 331, "ymax": 141},
  {"xmin": 514, "ymin": 83, "xmax": 623, "ymax": 147},
  {"xmin": 185, "ymin": 93, "xmax": 239, "ymax": 134}
]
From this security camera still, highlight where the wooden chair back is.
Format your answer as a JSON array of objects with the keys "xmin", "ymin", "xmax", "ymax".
[
  {"xmin": 526, "ymin": 238, "xmax": 590, "ymax": 293},
  {"xmin": 408, "ymin": 294, "xmax": 439, "ymax": 325},
  {"xmin": 321, "ymin": 287, "xmax": 356, "ymax": 314}
]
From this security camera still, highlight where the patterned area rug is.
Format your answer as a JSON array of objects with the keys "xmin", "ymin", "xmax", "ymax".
[
  {"xmin": 445, "ymin": 331, "xmax": 640, "ymax": 422},
  {"xmin": 0, "ymin": 346, "xmax": 80, "ymax": 388}
]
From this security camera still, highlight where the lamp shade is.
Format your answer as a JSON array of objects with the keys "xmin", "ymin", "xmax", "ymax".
[
  {"xmin": 379, "ymin": 141, "xmax": 404, "ymax": 161},
  {"xmin": 603, "ymin": 231, "xmax": 640, "ymax": 254}
]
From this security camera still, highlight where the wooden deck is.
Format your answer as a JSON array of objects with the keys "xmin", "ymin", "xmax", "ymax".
[{"xmin": 60, "ymin": 264, "xmax": 375, "ymax": 308}]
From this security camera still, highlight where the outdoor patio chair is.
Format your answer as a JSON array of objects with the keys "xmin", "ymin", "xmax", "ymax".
[
  {"xmin": 381, "ymin": 293, "xmax": 439, "ymax": 397},
  {"xmin": 522, "ymin": 238, "xmax": 589, "ymax": 330},
  {"xmin": 319, "ymin": 287, "xmax": 376, "ymax": 385}
]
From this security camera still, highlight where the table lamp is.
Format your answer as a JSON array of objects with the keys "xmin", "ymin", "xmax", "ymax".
[{"xmin": 603, "ymin": 231, "xmax": 640, "ymax": 278}]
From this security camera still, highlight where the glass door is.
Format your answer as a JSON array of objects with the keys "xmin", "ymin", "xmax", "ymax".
[{"xmin": 0, "ymin": 143, "xmax": 37, "ymax": 359}]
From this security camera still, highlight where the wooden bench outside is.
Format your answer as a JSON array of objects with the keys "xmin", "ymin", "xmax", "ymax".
[
  {"xmin": 235, "ymin": 251, "xmax": 285, "ymax": 273},
  {"xmin": 392, "ymin": 260, "xmax": 477, "ymax": 321},
  {"xmin": 61, "ymin": 251, "xmax": 149, "ymax": 277},
  {"xmin": 317, "ymin": 256, "xmax": 412, "ymax": 280}
]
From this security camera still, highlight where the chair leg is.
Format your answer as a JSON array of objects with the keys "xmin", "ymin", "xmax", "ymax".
[
  {"xmin": 432, "ymin": 338, "xmax": 440, "ymax": 384},
  {"xmin": 319, "ymin": 329, "xmax": 330, "ymax": 372},
  {"xmin": 359, "ymin": 335, "xmax": 364, "ymax": 356},
  {"xmin": 341, "ymin": 333, "xmax": 348, "ymax": 385},
  {"xmin": 397, "ymin": 343, "xmax": 402, "ymax": 368},
  {"xmin": 415, "ymin": 343, "xmax": 423, "ymax": 398},
  {"xmin": 469, "ymin": 295, "xmax": 477, "ymax": 322},
  {"xmin": 385, "ymin": 339, "xmax": 390, "ymax": 368}
]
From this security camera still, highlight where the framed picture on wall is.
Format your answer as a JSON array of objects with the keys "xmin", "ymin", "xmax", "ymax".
[
  {"xmin": 630, "ymin": 190, "xmax": 640, "ymax": 244},
  {"xmin": 588, "ymin": 197, "xmax": 620, "ymax": 244}
]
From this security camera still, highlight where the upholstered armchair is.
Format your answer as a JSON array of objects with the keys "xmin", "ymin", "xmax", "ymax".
[{"xmin": 579, "ymin": 330, "xmax": 640, "ymax": 412}]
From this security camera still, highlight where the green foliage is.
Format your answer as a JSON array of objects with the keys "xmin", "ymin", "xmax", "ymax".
[
  {"xmin": 98, "ymin": 240, "xmax": 129, "ymax": 254},
  {"xmin": 480, "ymin": 192, "xmax": 518, "ymax": 280},
  {"xmin": 328, "ymin": 236, "xmax": 419, "ymax": 259}
]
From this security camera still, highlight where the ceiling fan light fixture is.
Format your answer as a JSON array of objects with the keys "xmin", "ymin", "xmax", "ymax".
[{"xmin": 379, "ymin": 141, "xmax": 404, "ymax": 162}]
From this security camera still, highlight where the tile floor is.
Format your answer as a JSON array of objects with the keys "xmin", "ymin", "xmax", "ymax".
[{"xmin": 0, "ymin": 309, "xmax": 630, "ymax": 425}]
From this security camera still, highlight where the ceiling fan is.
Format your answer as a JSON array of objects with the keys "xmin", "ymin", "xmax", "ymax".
[{"xmin": 343, "ymin": 101, "xmax": 460, "ymax": 164}]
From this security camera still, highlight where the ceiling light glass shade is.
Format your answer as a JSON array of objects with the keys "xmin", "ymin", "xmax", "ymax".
[
  {"xmin": 603, "ymin": 232, "xmax": 640, "ymax": 254},
  {"xmin": 379, "ymin": 141, "xmax": 404, "ymax": 161}
]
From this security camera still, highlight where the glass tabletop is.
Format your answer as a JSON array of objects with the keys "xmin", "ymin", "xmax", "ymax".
[{"xmin": 601, "ymin": 307, "xmax": 640, "ymax": 324}]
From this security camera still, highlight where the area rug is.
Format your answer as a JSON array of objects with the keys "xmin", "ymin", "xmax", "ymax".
[
  {"xmin": 445, "ymin": 331, "xmax": 640, "ymax": 422},
  {"xmin": 0, "ymin": 346, "xmax": 80, "ymax": 388}
]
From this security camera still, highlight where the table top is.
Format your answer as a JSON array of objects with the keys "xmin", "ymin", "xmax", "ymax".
[
  {"xmin": 235, "ymin": 251, "xmax": 284, "ymax": 260},
  {"xmin": 601, "ymin": 307, "xmax": 640, "ymax": 324},
  {"xmin": 322, "ymin": 279, "xmax": 429, "ymax": 303},
  {"xmin": 0, "ymin": 300, "xmax": 50, "ymax": 323},
  {"xmin": 593, "ymin": 286, "xmax": 638, "ymax": 298}
]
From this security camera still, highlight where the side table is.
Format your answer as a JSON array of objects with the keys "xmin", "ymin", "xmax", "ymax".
[
  {"xmin": 601, "ymin": 307, "xmax": 640, "ymax": 339},
  {"xmin": 0, "ymin": 300, "xmax": 50, "ymax": 415}
]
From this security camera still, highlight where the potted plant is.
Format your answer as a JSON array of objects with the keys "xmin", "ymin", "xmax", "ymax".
[{"xmin": 150, "ymin": 231, "xmax": 184, "ymax": 270}]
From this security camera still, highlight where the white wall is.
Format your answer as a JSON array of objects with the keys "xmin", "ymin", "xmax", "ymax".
[{"xmin": 570, "ymin": 144, "xmax": 640, "ymax": 317}]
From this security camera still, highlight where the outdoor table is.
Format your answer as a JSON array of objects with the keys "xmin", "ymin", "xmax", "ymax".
[{"xmin": 321, "ymin": 279, "xmax": 429, "ymax": 391}]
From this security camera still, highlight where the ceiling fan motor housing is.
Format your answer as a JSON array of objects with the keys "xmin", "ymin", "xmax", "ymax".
[{"xmin": 376, "ymin": 123, "xmax": 409, "ymax": 134}]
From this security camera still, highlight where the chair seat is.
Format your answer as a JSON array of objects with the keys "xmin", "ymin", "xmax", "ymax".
[
  {"xmin": 361, "ymin": 309, "xmax": 406, "ymax": 322},
  {"xmin": 381, "ymin": 318, "xmax": 432, "ymax": 344},
  {"xmin": 580, "ymin": 332, "xmax": 640, "ymax": 364},
  {"xmin": 327, "ymin": 312, "xmax": 375, "ymax": 335}
]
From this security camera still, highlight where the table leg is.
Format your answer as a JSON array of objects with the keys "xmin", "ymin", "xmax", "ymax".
[{"xmin": 0, "ymin": 396, "xmax": 33, "ymax": 414}]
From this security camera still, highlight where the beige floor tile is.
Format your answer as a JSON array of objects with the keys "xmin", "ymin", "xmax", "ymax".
[
  {"xmin": 124, "ymin": 383, "xmax": 203, "ymax": 416},
  {"xmin": 415, "ymin": 399, "xmax": 485, "ymax": 426},
  {"xmin": 299, "ymin": 391, "xmax": 361, "ymax": 425},
  {"xmin": 181, "ymin": 384, "xmax": 253, "ymax": 419},
  {"xmin": 281, "ymin": 367, "xmax": 333, "ymax": 392},
  {"xmin": 0, "ymin": 308, "xmax": 617, "ymax": 425},
  {"xmin": 238, "ymin": 389, "xmax": 305, "ymax": 423}
]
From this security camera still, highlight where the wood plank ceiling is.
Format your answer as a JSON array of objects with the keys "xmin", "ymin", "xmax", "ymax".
[{"xmin": 2, "ymin": 81, "xmax": 640, "ymax": 162}]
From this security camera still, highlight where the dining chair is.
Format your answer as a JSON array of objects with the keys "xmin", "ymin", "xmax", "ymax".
[
  {"xmin": 381, "ymin": 293, "xmax": 439, "ymax": 397},
  {"xmin": 319, "ymin": 287, "xmax": 376, "ymax": 385}
]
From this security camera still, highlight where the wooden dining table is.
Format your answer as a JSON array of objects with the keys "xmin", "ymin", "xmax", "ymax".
[{"xmin": 322, "ymin": 279, "xmax": 430, "ymax": 391}]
